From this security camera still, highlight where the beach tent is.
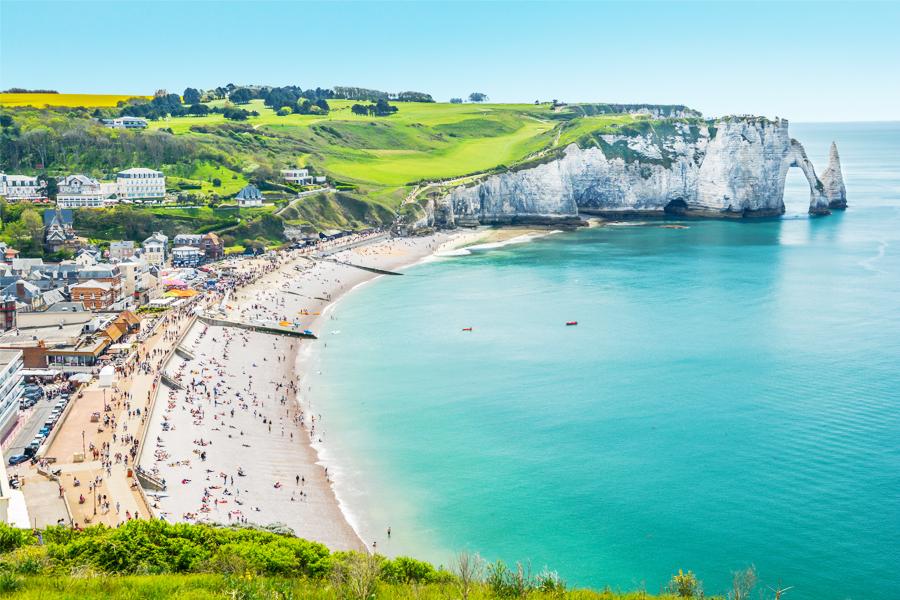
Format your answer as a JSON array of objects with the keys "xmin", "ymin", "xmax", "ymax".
[
  {"xmin": 98, "ymin": 365, "xmax": 115, "ymax": 388},
  {"xmin": 68, "ymin": 373, "xmax": 93, "ymax": 383}
]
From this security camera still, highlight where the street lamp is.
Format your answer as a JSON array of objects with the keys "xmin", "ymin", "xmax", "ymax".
[{"xmin": 82, "ymin": 430, "xmax": 85, "ymax": 456}]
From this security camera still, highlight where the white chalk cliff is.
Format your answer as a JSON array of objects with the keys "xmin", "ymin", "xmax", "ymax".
[{"xmin": 432, "ymin": 117, "xmax": 846, "ymax": 227}]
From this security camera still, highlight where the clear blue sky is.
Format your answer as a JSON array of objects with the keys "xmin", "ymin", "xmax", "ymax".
[{"xmin": 2, "ymin": 1, "xmax": 897, "ymax": 122}]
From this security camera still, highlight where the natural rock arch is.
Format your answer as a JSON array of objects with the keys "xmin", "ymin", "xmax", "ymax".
[{"xmin": 783, "ymin": 139, "xmax": 830, "ymax": 215}]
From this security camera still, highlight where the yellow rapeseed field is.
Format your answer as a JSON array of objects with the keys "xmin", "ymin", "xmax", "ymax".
[{"xmin": 0, "ymin": 93, "xmax": 152, "ymax": 108}]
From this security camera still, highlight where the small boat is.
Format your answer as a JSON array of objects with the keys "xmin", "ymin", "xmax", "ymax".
[
  {"xmin": 566, "ymin": 321, "xmax": 578, "ymax": 326},
  {"xmin": 462, "ymin": 328, "xmax": 472, "ymax": 331}
]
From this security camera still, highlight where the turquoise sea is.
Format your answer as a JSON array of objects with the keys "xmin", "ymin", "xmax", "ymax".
[{"xmin": 311, "ymin": 123, "xmax": 899, "ymax": 599}]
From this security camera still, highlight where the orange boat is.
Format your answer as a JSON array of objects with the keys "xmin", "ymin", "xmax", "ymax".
[
  {"xmin": 463, "ymin": 328, "xmax": 473, "ymax": 331},
  {"xmin": 566, "ymin": 322, "xmax": 578, "ymax": 326}
]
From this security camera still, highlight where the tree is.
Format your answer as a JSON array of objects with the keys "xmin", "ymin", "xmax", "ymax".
[
  {"xmin": 36, "ymin": 173, "xmax": 58, "ymax": 201},
  {"xmin": 230, "ymin": 88, "xmax": 254, "ymax": 104},
  {"xmin": 296, "ymin": 99, "xmax": 314, "ymax": 115},
  {"xmin": 21, "ymin": 208, "xmax": 43, "ymax": 245},
  {"xmin": 351, "ymin": 104, "xmax": 368, "ymax": 116},
  {"xmin": 277, "ymin": 108, "xmax": 291, "ymax": 116},
  {"xmin": 315, "ymin": 98, "xmax": 330, "ymax": 112},
  {"xmin": 222, "ymin": 107, "xmax": 250, "ymax": 121},
  {"xmin": 212, "ymin": 178, "xmax": 222, "ymax": 187},
  {"xmin": 0, "ymin": 114, "xmax": 13, "ymax": 128},
  {"xmin": 183, "ymin": 87, "xmax": 201, "ymax": 104},
  {"xmin": 221, "ymin": 234, "xmax": 235, "ymax": 247},
  {"xmin": 188, "ymin": 103, "xmax": 210, "ymax": 116},
  {"xmin": 468, "ymin": 93, "xmax": 489, "ymax": 103},
  {"xmin": 449, "ymin": 98, "xmax": 463, "ymax": 104}
]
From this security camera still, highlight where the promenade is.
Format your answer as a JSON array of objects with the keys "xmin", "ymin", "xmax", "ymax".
[{"xmin": 29, "ymin": 307, "xmax": 196, "ymax": 527}]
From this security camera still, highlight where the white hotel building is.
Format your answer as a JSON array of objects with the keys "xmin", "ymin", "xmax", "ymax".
[
  {"xmin": 116, "ymin": 168, "xmax": 166, "ymax": 200},
  {"xmin": 57, "ymin": 174, "xmax": 105, "ymax": 208},
  {"xmin": 0, "ymin": 174, "xmax": 44, "ymax": 202}
]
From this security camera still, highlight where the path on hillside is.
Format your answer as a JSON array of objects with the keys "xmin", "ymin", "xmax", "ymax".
[{"xmin": 401, "ymin": 123, "xmax": 565, "ymax": 208}]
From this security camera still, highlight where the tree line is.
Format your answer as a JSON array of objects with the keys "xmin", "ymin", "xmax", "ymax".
[{"xmin": 350, "ymin": 99, "xmax": 399, "ymax": 117}]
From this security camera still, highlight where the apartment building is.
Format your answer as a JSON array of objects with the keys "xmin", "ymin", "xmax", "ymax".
[
  {"xmin": 71, "ymin": 280, "xmax": 114, "ymax": 310},
  {"xmin": 0, "ymin": 350, "xmax": 24, "ymax": 458},
  {"xmin": 109, "ymin": 241, "xmax": 136, "ymax": 262},
  {"xmin": 77, "ymin": 264, "xmax": 123, "ymax": 302},
  {"xmin": 116, "ymin": 168, "xmax": 166, "ymax": 199},
  {"xmin": 141, "ymin": 232, "xmax": 168, "ymax": 266}
]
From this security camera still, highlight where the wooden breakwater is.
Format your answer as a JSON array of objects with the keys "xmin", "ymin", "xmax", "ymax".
[
  {"xmin": 315, "ymin": 257, "xmax": 403, "ymax": 276},
  {"xmin": 197, "ymin": 315, "xmax": 318, "ymax": 339}
]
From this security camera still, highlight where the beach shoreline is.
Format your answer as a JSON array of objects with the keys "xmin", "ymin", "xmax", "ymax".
[{"xmin": 141, "ymin": 229, "xmax": 496, "ymax": 551}]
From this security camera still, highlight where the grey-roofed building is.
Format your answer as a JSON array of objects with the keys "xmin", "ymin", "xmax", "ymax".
[
  {"xmin": 109, "ymin": 241, "xmax": 136, "ymax": 262},
  {"xmin": 235, "ymin": 185, "xmax": 264, "ymax": 207}
]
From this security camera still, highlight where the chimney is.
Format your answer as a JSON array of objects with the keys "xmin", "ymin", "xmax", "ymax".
[{"xmin": 16, "ymin": 280, "xmax": 25, "ymax": 300}]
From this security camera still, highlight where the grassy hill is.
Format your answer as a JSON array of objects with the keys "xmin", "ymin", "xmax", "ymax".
[{"xmin": 1, "ymin": 94, "xmax": 700, "ymax": 246}]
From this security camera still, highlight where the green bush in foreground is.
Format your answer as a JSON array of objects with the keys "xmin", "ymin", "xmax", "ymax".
[{"xmin": 0, "ymin": 522, "xmax": 774, "ymax": 600}]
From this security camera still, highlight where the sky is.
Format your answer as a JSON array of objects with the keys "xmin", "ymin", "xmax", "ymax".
[{"xmin": 2, "ymin": 1, "xmax": 898, "ymax": 122}]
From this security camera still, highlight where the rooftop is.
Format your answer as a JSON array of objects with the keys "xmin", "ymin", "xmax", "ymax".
[{"xmin": 72, "ymin": 279, "xmax": 111, "ymax": 291}]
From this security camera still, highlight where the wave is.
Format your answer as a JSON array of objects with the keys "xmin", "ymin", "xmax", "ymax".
[{"xmin": 434, "ymin": 230, "xmax": 563, "ymax": 257}]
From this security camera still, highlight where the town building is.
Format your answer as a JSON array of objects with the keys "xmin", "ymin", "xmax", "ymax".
[
  {"xmin": 172, "ymin": 246, "xmax": 201, "ymax": 267},
  {"xmin": 116, "ymin": 168, "xmax": 166, "ymax": 200},
  {"xmin": 15, "ymin": 301, "xmax": 92, "ymax": 329},
  {"xmin": 141, "ymin": 232, "xmax": 168, "ymax": 266},
  {"xmin": 109, "ymin": 241, "xmax": 136, "ymax": 262},
  {"xmin": 235, "ymin": 185, "xmax": 264, "ymax": 207},
  {"xmin": 171, "ymin": 233, "xmax": 223, "ymax": 263},
  {"xmin": 56, "ymin": 174, "xmax": 104, "ymax": 208},
  {"xmin": 281, "ymin": 168, "xmax": 312, "ymax": 185},
  {"xmin": 77, "ymin": 264, "xmax": 123, "ymax": 303},
  {"xmin": 75, "ymin": 249, "xmax": 97, "ymax": 267},
  {"xmin": 0, "ymin": 296, "xmax": 15, "ymax": 332},
  {"xmin": 42, "ymin": 208, "xmax": 79, "ymax": 253},
  {"xmin": 119, "ymin": 256, "xmax": 156, "ymax": 305},
  {"xmin": 99, "ymin": 117, "xmax": 148, "ymax": 129},
  {"xmin": 0, "ymin": 174, "xmax": 44, "ymax": 202},
  {"xmin": 201, "ymin": 233, "xmax": 224, "ymax": 261},
  {"xmin": 0, "ymin": 243, "xmax": 19, "ymax": 265},
  {"xmin": 172, "ymin": 234, "xmax": 202, "ymax": 247},
  {"xmin": 71, "ymin": 280, "xmax": 114, "ymax": 310},
  {"xmin": 0, "ymin": 349, "xmax": 24, "ymax": 456}
]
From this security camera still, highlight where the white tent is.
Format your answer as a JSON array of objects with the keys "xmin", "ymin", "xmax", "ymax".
[
  {"xmin": 68, "ymin": 373, "xmax": 93, "ymax": 383},
  {"xmin": 98, "ymin": 365, "xmax": 116, "ymax": 388}
]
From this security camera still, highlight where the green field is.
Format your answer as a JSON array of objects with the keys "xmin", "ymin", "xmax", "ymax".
[
  {"xmin": 149, "ymin": 100, "xmax": 634, "ymax": 187},
  {"xmin": 1, "ymin": 94, "xmax": 664, "ymax": 239}
]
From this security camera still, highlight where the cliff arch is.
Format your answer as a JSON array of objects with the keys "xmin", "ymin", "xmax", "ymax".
[{"xmin": 784, "ymin": 139, "xmax": 830, "ymax": 214}]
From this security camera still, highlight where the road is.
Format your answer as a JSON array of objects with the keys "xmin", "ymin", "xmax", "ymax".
[{"xmin": 5, "ymin": 394, "xmax": 60, "ymax": 460}]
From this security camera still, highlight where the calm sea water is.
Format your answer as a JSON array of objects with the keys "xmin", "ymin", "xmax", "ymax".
[{"xmin": 311, "ymin": 122, "xmax": 900, "ymax": 599}]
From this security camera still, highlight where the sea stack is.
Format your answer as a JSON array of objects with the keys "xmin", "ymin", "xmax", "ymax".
[{"xmin": 820, "ymin": 141, "xmax": 848, "ymax": 209}]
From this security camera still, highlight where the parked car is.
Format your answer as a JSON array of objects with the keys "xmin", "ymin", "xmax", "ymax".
[
  {"xmin": 23, "ymin": 445, "xmax": 38, "ymax": 457},
  {"xmin": 8, "ymin": 454, "xmax": 30, "ymax": 465}
]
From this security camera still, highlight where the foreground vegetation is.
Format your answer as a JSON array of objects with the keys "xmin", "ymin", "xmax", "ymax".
[{"xmin": 0, "ymin": 521, "xmax": 776, "ymax": 600}]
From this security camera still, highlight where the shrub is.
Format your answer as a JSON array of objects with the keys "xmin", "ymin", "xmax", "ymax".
[
  {"xmin": 212, "ymin": 178, "xmax": 222, "ymax": 187},
  {"xmin": 668, "ymin": 569, "xmax": 702, "ymax": 598}
]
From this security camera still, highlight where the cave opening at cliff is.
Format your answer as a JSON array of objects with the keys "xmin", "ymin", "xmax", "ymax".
[
  {"xmin": 783, "ymin": 167, "xmax": 812, "ymax": 215},
  {"xmin": 664, "ymin": 199, "xmax": 689, "ymax": 215}
]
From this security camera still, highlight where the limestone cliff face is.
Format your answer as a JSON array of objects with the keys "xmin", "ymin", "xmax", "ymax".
[{"xmin": 433, "ymin": 117, "xmax": 845, "ymax": 227}]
